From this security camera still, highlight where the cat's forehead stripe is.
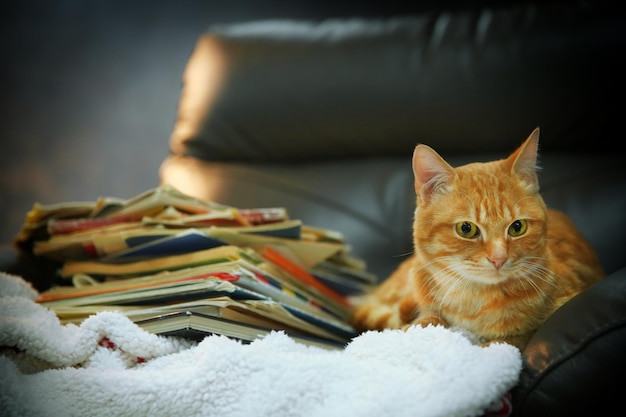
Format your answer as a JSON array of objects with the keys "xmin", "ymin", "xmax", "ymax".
[
  {"xmin": 478, "ymin": 205, "xmax": 487, "ymax": 224},
  {"xmin": 503, "ymin": 205, "xmax": 512, "ymax": 221},
  {"xmin": 473, "ymin": 192, "xmax": 516, "ymax": 227}
]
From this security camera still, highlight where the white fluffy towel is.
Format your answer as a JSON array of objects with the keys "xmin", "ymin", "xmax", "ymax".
[{"xmin": 0, "ymin": 272, "xmax": 522, "ymax": 417}]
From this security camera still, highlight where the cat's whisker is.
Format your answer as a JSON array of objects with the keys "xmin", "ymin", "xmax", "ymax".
[
  {"xmin": 422, "ymin": 269, "xmax": 453, "ymax": 301},
  {"xmin": 510, "ymin": 273, "xmax": 535, "ymax": 300},
  {"xmin": 513, "ymin": 261, "xmax": 559, "ymax": 303},
  {"xmin": 411, "ymin": 256, "xmax": 457, "ymax": 295},
  {"xmin": 515, "ymin": 273, "xmax": 545, "ymax": 299},
  {"xmin": 436, "ymin": 270, "xmax": 468, "ymax": 317},
  {"xmin": 426, "ymin": 262, "xmax": 463, "ymax": 316},
  {"xmin": 518, "ymin": 260, "xmax": 561, "ymax": 292}
]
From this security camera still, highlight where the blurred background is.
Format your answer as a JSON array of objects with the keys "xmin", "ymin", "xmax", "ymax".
[{"xmin": 1, "ymin": 0, "xmax": 452, "ymax": 244}]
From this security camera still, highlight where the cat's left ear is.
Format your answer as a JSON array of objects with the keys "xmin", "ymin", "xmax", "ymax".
[
  {"xmin": 507, "ymin": 127, "xmax": 540, "ymax": 192},
  {"xmin": 412, "ymin": 144, "xmax": 455, "ymax": 205}
]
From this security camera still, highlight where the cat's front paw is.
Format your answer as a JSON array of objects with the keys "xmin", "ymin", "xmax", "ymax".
[{"xmin": 405, "ymin": 315, "xmax": 447, "ymax": 330}]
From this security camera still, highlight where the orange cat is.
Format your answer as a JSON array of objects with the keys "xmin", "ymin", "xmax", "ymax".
[{"xmin": 349, "ymin": 128, "xmax": 604, "ymax": 349}]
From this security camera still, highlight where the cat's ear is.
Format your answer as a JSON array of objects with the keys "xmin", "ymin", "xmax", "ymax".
[
  {"xmin": 507, "ymin": 127, "xmax": 540, "ymax": 191},
  {"xmin": 412, "ymin": 144, "xmax": 455, "ymax": 204}
]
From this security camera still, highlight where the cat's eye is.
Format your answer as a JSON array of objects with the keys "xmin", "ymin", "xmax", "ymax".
[
  {"xmin": 508, "ymin": 219, "xmax": 528, "ymax": 237},
  {"xmin": 455, "ymin": 221, "xmax": 480, "ymax": 239}
]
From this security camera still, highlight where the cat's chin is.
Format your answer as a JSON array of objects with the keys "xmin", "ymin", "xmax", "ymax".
[{"xmin": 466, "ymin": 271, "xmax": 512, "ymax": 286}]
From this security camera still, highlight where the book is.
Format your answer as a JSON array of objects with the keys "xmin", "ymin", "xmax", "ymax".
[
  {"xmin": 310, "ymin": 268, "xmax": 376, "ymax": 296},
  {"xmin": 206, "ymin": 228, "xmax": 345, "ymax": 269},
  {"xmin": 89, "ymin": 185, "xmax": 239, "ymax": 221},
  {"xmin": 56, "ymin": 244, "xmax": 351, "ymax": 319},
  {"xmin": 309, "ymin": 261, "xmax": 377, "ymax": 296},
  {"xmin": 46, "ymin": 249, "xmax": 352, "ymax": 324},
  {"xmin": 39, "ymin": 274, "xmax": 253, "ymax": 307},
  {"xmin": 237, "ymin": 207, "xmax": 288, "ymax": 225},
  {"xmin": 134, "ymin": 311, "xmax": 346, "ymax": 350},
  {"xmin": 252, "ymin": 254, "xmax": 351, "ymax": 320},
  {"xmin": 32, "ymin": 219, "xmax": 303, "ymax": 261},
  {"xmin": 59, "ymin": 245, "xmax": 245, "ymax": 278},
  {"xmin": 14, "ymin": 185, "xmax": 246, "ymax": 250},
  {"xmin": 300, "ymin": 224, "xmax": 345, "ymax": 243},
  {"xmin": 99, "ymin": 229, "xmax": 228, "ymax": 262},
  {"xmin": 18, "ymin": 185, "xmax": 377, "ymax": 348},
  {"xmin": 51, "ymin": 296, "xmax": 350, "ymax": 344},
  {"xmin": 39, "ymin": 268, "xmax": 356, "ymax": 341},
  {"xmin": 259, "ymin": 245, "xmax": 350, "ymax": 308}
]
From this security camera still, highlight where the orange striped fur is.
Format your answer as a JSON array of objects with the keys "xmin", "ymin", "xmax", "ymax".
[{"xmin": 349, "ymin": 128, "xmax": 604, "ymax": 349}]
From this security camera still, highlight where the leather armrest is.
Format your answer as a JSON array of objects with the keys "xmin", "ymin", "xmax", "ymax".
[{"xmin": 512, "ymin": 267, "xmax": 626, "ymax": 416}]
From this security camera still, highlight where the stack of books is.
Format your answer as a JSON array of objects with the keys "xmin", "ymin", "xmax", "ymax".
[{"xmin": 14, "ymin": 185, "xmax": 377, "ymax": 350}]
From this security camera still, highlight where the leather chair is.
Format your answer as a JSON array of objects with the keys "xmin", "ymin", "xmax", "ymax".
[{"xmin": 159, "ymin": 2, "xmax": 626, "ymax": 415}]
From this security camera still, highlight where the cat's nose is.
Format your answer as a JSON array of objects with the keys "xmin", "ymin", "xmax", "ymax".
[
  {"xmin": 488, "ymin": 256, "xmax": 507, "ymax": 270},
  {"xmin": 487, "ymin": 241, "xmax": 508, "ymax": 270}
]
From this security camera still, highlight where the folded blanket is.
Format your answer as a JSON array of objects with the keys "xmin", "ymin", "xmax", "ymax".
[{"xmin": 0, "ymin": 272, "xmax": 522, "ymax": 417}]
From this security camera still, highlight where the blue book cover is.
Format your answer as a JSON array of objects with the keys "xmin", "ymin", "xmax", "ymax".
[{"xmin": 102, "ymin": 230, "xmax": 227, "ymax": 263}]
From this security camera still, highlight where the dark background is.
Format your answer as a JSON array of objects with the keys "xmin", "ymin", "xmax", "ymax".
[{"xmin": 0, "ymin": 0, "xmax": 436, "ymax": 244}]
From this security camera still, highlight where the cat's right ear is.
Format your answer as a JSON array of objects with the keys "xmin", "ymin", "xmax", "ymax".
[
  {"xmin": 412, "ymin": 144, "xmax": 454, "ymax": 205},
  {"xmin": 507, "ymin": 127, "xmax": 540, "ymax": 192}
]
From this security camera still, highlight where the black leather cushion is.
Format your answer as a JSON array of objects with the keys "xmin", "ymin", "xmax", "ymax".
[
  {"xmin": 512, "ymin": 266, "xmax": 626, "ymax": 416},
  {"xmin": 167, "ymin": 2, "xmax": 624, "ymax": 164}
]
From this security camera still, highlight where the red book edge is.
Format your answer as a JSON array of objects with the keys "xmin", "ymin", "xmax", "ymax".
[{"xmin": 259, "ymin": 245, "xmax": 350, "ymax": 308}]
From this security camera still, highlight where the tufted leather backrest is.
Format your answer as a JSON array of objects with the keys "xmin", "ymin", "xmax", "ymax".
[{"xmin": 166, "ymin": 4, "xmax": 623, "ymax": 165}]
